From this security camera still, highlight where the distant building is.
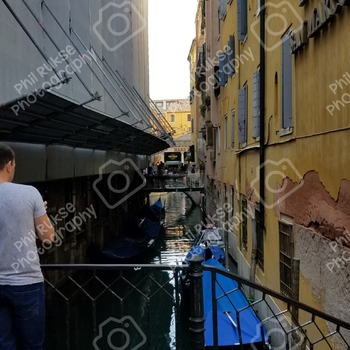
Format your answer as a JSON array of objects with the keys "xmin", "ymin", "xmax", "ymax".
[
  {"xmin": 154, "ymin": 99, "xmax": 192, "ymax": 138},
  {"xmin": 152, "ymin": 99, "xmax": 193, "ymax": 168}
]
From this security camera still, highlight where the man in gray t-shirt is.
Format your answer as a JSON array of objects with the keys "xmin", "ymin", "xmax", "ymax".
[{"xmin": 0, "ymin": 143, "xmax": 55, "ymax": 350}]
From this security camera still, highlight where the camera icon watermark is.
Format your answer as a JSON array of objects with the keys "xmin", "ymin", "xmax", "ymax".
[
  {"xmin": 93, "ymin": 316, "xmax": 146, "ymax": 350},
  {"xmin": 93, "ymin": 1, "xmax": 146, "ymax": 52},
  {"xmin": 251, "ymin": 158, "xmax": 304, "ymax": 210},
  {"xmin": 250, "ymin": 318, "xmax": 305, "ymax": 350},
  {"xmin": 250, "ymin": 1, "xmax": 304, "ymax": 52},
  {"xmin": 93, "ymin": 158, "xmax": 146, "ymax": 209}
]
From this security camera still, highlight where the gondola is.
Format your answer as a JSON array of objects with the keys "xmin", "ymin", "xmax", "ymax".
[
  {"xmin": 97, "ymin": 198, "xmax": 164, "ymax": 263},
  {"xmin": 181, "ymin": 225, "xmax": 270, "ymax": 349}
]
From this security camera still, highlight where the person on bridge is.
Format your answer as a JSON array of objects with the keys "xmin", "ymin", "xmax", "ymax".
[{"xmin": 0, "ymin": 143, "xmax": 55, "ymax": 350}]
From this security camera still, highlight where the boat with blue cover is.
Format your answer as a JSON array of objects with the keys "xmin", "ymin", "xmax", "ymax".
[
  {"xmin": 203, "ymin": 258, "xmax": 269, "ymax": 349},
  {"xmin": 97, "ymin": 198, "xmax": 164, "ymax": 263},
  {"xmin": 181, "ymin": 224, "xmax": 270, "ymax": 349}
]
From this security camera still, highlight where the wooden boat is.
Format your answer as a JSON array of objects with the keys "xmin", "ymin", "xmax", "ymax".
[{"xmin": 98, "ymin": 198, "xmax": 164, "ymax": 263}]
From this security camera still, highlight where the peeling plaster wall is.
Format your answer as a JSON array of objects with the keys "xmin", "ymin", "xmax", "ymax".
[
  {"xmin": 294, "ymin": 224, "xmax": 350, "ymax": 345},
  {"xmin": 277, "ymin": 171, "xmax": 350, "ymax": 243},
  {"xmin": 276, "ymin": 170, "xmax": 350, "ymax": 345}
]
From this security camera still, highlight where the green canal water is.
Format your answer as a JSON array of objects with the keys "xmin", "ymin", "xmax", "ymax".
[{"xmin": 45, "ymin": 192, "xmax": 203, "ymax": 350}]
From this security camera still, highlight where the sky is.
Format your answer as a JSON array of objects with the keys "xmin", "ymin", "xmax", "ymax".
[{"xmin": 148, "ymin": 0, "xmax": 198, "ymax": 100}]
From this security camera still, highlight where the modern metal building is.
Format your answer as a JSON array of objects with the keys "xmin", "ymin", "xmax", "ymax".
[{"xmin": 0, "ymin": 0, "xmax": 174, "ymax": 263}]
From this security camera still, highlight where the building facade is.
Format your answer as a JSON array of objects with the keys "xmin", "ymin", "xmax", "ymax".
[
  {"xmin": 192, "ymin": 0, "xmax": 350, "ymax": 347},
  {"xmin": 152, "ymin": 99, "xmax": 192, "ymax": 167}
]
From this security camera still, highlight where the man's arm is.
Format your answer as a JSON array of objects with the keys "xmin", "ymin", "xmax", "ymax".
[{"xmin": 35, "ymin": 214, "xmax": 55, "ymax": 242}]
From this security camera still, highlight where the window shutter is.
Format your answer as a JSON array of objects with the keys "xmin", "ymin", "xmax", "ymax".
[
  {"xmin": 228, "ymin": 35, "xmax": 235, "ymax": 77},
  {"xmin": 219, "ymin": 0, "xmax": 227, "ymax": 20},
  {"xmin": 238, "ymin": 86, "xmax": 247, "ymax": 144},
  {"xmin": 231, "ymin": 110, "xmax": 235, "ymax": 148},
  {"xmin": 252, "ymin": 70, "xmax": 260, "ymax": 138},
  {"xmin": 219, "ymin": 52, "xmax": 228, "ymax": 86},
  {"xmin": 282, "ymin": 36, "xmax": 293, "ymax": 128},
  {"xmin": 237, "ymin": 0, "xmax": 247, "ymax": 41}
]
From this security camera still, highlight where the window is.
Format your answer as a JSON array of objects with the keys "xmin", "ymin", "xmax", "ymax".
[
  {"xmin": 214, "ymin": 65, "xmax": 221, "ymax": 97},
  {"xmin": 231, "ymin": 110, "xmax": 235, "ymax": 148},
  {"xmin": 191, "ymin": 119, "xmax": 194, "ymax": 133},
  {"xmin": 219, "ymin": 52, "xmax": 228, "ymax": 86},
  {"xmin": 170, "ymin": 114, "xmax": 175, "ymax": 123},
  {"xmin": 217, "ymin": 8, "xmax": 221, "ymax": 36},
  {"xmin": 279, "ymin": 221, "xmax": 293, "ymax": 297},
  {"xmin": 231, "ymin": 187, "xmax": 235, "ymax": 217},
  {"xmin": 224, "ymin": 116, "xmax": 228, "ymax": 150},
  {"xmin": 217, "ymin": 126, "xmax": 221, "ymax": 154},
  {"xmin": 219, "ymin": 0, "xmax": 227, "ymax": 20},
  {"xmin": 189, "ymin": 89, "xmax": 194, "ymax": 104},
  {"xmin": 252, "ymin": 69, "xmax": 261, "ymax": 138},
  {"xmin": 227, "ymin": 35, "xmax": 236, "ymax": 77},
  {"xmin": 187, "ymin": 114, "xmax": 191, "ymax": 122},
  {"xmin": 256, "ymin": 207, "xmax": 264, "ymax": 269},
  {"xmin": 238, "ymin": 85, "xmax": 248, "ymax": 145},
  {"xmin": 237, "ymin": 0, "xmax": 247, "ymax": 41},
  {"xmin": 282, "ymin": 34, "xmax": 293, "ymax": 129},
  {"xmin": 207, "ymin": 124, "xmax": 214, "ymax": 147},
  {"xmin": 242, "ymin": 198, "xmax": 248, "ymax": 250}
]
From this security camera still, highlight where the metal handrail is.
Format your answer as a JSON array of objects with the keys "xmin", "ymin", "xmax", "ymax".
[{"xmin": 42, "ymin": 261, "xmax": 350, "ymax": 350}]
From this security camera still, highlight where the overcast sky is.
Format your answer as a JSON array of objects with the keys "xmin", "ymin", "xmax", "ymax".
[{"xmin": 148, "ymin": 0, "xmax": 198, "ymax": 100}]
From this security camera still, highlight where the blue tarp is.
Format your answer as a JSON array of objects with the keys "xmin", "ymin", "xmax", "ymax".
[{"xmin": 203, "ymin": 258, "xmax": 267, "ymax": 347}]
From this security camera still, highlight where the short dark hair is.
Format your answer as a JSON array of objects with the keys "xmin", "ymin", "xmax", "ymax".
[{"xmin": 0, "ymin": 143, "xmax": 15, "ymax": 170}]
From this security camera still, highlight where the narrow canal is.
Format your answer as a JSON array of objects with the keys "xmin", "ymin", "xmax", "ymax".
[
  {"xmin": 44, "ymin": 191, "xmax": 203, "ymax": 350},
  {"xmin": 149, "ymin": 191, "xmax": 203, "ymax": 350}
]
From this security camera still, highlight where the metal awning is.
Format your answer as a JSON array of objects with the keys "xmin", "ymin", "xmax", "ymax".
[{"xmin": 0, "ymin": 92, "xmax": 171, "ymax": 155}]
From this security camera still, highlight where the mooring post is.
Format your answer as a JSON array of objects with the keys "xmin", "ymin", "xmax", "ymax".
[{"xmin": 188, "ymin": 254, "xmax": 205, "ymax": 350}]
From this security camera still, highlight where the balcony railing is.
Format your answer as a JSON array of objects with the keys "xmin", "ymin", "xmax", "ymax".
[{"xmin": 42, "ymin": 258, "xmax": 350, "ymax": 350}]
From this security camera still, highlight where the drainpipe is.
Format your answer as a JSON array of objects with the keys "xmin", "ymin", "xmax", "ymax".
[
  {"xmin": 250, "ymin": 211, "xmax": 257, "ymax": 299},
  {"xmin": 250, "ymin": 0, "xmax": 266, "ymax": 289},
  {"xmin": 259, "ymin": 2, "xmax": 266, "ymax": 237}
]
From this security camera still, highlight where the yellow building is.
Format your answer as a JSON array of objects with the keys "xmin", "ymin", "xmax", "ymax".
[
  {"xmin": 193, "ymin": 0, "xmax": 350, "ymax": 348},
  {"xmin": 154, "ymin": 99, "xmax": 191, "ymax": 138},
  {"xmin": 152, "ymin": 99, "xmax": 192, "ymax": 167}
]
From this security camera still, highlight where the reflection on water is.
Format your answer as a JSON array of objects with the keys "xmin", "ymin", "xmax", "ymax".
[
  {"xmin": 152, "ymin": 192, "xmax": 202, "ymax": 266},
  {"xmin": 150, "ymin": 192, "xmax": 203, "ymax": 350}
]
